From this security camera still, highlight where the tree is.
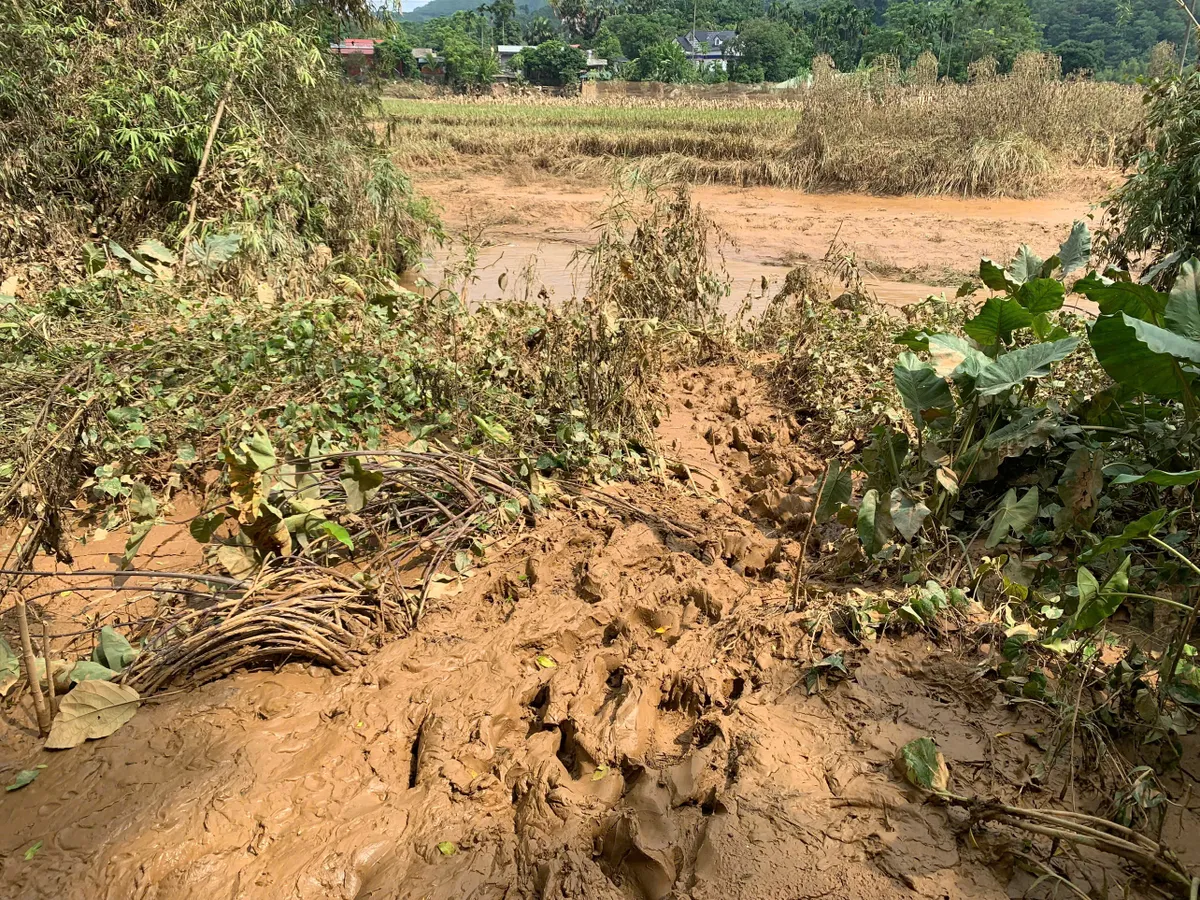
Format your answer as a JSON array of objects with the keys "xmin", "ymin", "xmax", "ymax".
[
  {"xmin": 729, "ymin": 18, "xmax": 797, "ymax": 82},
  {"xmin": 549, "ymin": 0, "xmax": 615, "ymax": 40},
  {"xmin": 484, "ymin": 0, "xmax": 522, "ymax": 44},
  {"xmin": 377, "ymin": 31, "xmax": 416, "ymax": 78},
  {"xmin": 631, "ymin": 39, "xmax": 693, "ymax": 82},
  {"xmin": 1054, "ymin": 38, "xmax": 1103, "ymax": 74},
  {"xmin": 517, "ymin": 39, "xmax": 587, "ymax": 85},
  {"xmin": 523, "ymin": 16, "xmax": 559, "ymax": 45},
  {"xmin": 433, "ymin": 25, "xmax": 500, "ymax": 88}
]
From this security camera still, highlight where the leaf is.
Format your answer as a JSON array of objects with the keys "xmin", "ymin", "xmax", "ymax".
[
  {"xmin": 964, "ymin": 296, "xmax": 1033, "ymax": 347},
  {"xmin": 69, "ymin": 661, "xmax": 119, "ymax": 683},
  {"xmin": 536, "ymin": 655, "xmax": 557, "ymax": 669},
  {"xmin": 243, "ymin": 433, "xmax": 276, "ymax": 472},
  {"xmin": 1089, "ymin": 313, "xmax": 1190, "ymax": 397},
  {"xmin": 894, "ymin": 352, "xmax": 954, "ymax": 428},
  {"xmin": 453, "ymin": 550, "xmax": 472, "ymax": 574},
  {"xmin": 437, "ymin": 841, "xmax": 457, "ymax": 856},
  {"xmin": 45, "ymin": 681, "xmax": 140, "ymax": 749},
  {"xmin": 6, "ymin": 769, "xmax": 40, "ymax": 792},
  {"xmin": 979, "ymin": 258, "xmax": 1018, "ymax": 293},
  {"xmin": 82, "ymin": 242, "xmax": 106, "ymax": 275},
  {"xmin": 1030, "ymin": 312, "xmax": 1069, "ymax": 341},
  {"xmin": 1165, "ymin": 257, "xmax": 1200, "ymax": 340},
  {"xmin": 927, "ymin": 333, "xmax": 989, "ymax": 379},
  {"xmin": 120, "ymin": 520, "xmax": 153, "ymax": 571},
  {"xmin": 987, "ymin": 487, "xmax": 1038, "ymax": 548},
  {"xmin": 189, "ymin": 510, "xmax": 226, "ymax": 543},
  {"xmin": 24, "ymin": 841, "xmax": 42, "ymax": 861},
  {"xmin": 128, "ymin": 482, "xmax": 157, "ymax": 519},
  {"xmin": 185, "ymin": 232, "xmax": 242, "ymax": 271},
  {"xmin": 897, "ymin": 737, "xmax": 949, "ymax": 792},
  {"xmin": 216, "ymin": 544, "xmax": 259, "ymax": 578},
  {"xmin": 1079, "ymin": 508, "xmax": 1168, "ymax": 563},
  {"xmin": 1015, "ymin": 278, "xmax": 1066, "ymax": 314},
  {"xmin": 975, "ymin": 338, "xmax": 1079, "ymax": 397},
  {"xmin": 92, "ymin": 626, "xmax": 138, "ymax": 672},
  {"xmin": 1006, "ymin": 245, "xmax": 1044, "ymax": 286},
  {"xmin": 472, "ymin": 415, "xmax": 513, "ymax": 446},
  {"xmin": 1074, "ymin": 557, "xmax": 1131, "ymax": 630},
  {"xmin": 1054, "ymin": 448, "xmax": 1104, "ymax": 530},
  {"xmin": 340, "ymin": 457, "xmax": 384, "ymax": 513},
  {"xmin": 1056, "ymin": 221, "xmax": 1092, "ymax": 276},
  {"xmin": 0, "ymin": 636, "xmax": 19, "ymax": 697},
  {"xmin": 1075, "ymin": 273, "xmax": 1167, "ymax": 320},
  {"xmin": 108, "ymin": 240, "xmax": 155, "ymax": 277},
  {"xmin": 136, "ymin": 239, "xmax": 178, "ymax": 265},
  {"xmin": 889, "ymin": 489, "xmax": 931, "ymax": 542},
  {"xmin": 318, "ymin": 520, "xmax": 354, "ymax": 550},
  {"xmin": 1112, "ymin": 469, "xmax": 1200, "ymax": 487},
  {"xmin": 814, "ymin": 460, "xmax": 852, "ymax": 523},
  {"xmin": 858, "ymin": 489, "xmax": 893, "ymax": 557}
]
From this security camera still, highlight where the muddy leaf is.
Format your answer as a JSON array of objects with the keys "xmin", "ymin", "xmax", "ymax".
[
  {"xmin": 535, "ymin": 655, "xmax": 557, "ymax": 669},
  {"xmin": 92, "ymin": 626, "xmax": 138, "ymax": 672},
  {"xmin": 5, "ymin": 768, "xmax": 41, "ymax": 792},
  {"xmin": 592, "ymin": 764, "xmax": 610, "ymax": 781},
  {"xmin": 189, "ymin": 510, "xmax": 227, "ymax": 543},
  {"xmin": 897, "ymin": 737, "xmax": 949, "ymax": 792},
  {"xmin": 129, "ymin": 482, "xmax": 157, "ymax": 519},
  {"xmin": 986, "ymin": 487, "xmax": 1038, "ymax": 548},
  {"xmin": 437, "ymin": 841, "xmax": 457, "ymax": 856},
  {"xmin": 814, "ymin": 460, "xmax": 852, "ymax": 523},
  {"xmin": 857, "ymin": 488, "xmax": 893, "ymax": 557},
  {"xmin": 24, "ymin": 841, "xmax": 42, "ymax": 861},
  {"xmin": 340, "ymin": 457, "xmax": 384, "ymax": 513},
  {"xmin": 889, "ymin": 489, "xmax": 930, "ymax": 542},
  {"xmin": 217, "ymin": 544, "xmax": 259, "ymax": 579},
  {"xmin": 70, "ymin": 661, "xmax": 119, "ymax": 683},
  {"xmin": 453, "ymin": 550, "xmax": 472, "ymax": 574},
  {"xmin": 0, "ymin": 636, "xmax": 19, "ymax": 696},
  {"xmin": 136, "ymin": 238, "xmax": 177, "ymax": 265},
  {"xmin": 82, "ymin": 241, "xmax": 106, "ymax": 274},
  {"xmin": 45, "ymin": 681, "xmax": 140, "ymax": 750},
  {"xmin": 120, "ymin": 519, "xmax": 154, "ymax": 570},
  {"xmin": 1055, "ymin": 448, "xmax": 1104, "ymax": 530}
]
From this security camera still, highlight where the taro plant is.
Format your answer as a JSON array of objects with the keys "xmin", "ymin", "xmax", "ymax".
[{"xmin": 855, "ymin": 224, "xmax": 1092, "ymax": 559}]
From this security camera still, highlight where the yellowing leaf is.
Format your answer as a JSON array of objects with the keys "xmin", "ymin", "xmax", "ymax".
[
  {"xmin": 45, "ymin": 681, "xmax": 140, "ymax": 750},
  {"xmin": 896, "ymin": 737, "xmax": 949, "ymax": 792},
  {"xmin": 437, "ymin": 841, "xmax": 457, "ymax": 856},
  {"xmin": 535, "ymin": 655, "xmax": 557, "ymax": 669}
]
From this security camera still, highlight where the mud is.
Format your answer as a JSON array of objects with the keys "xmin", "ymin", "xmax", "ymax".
[
  {"xmin": 413, "ymin": 171, "xmax": 1114, "ymax": 312},
  {"xmin": 4, "ymin": 369, "xmax": 1198, "ymax": 899}
]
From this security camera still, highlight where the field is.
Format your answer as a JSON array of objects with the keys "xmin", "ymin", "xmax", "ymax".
[{"xmin": 384, "ymin": 74, "xmax": 1141, "ymax": 196}]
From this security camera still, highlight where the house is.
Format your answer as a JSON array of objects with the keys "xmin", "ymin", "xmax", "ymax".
[
  {"xmin": 330, "ymin": 38, "xmax": 383, "ymax": 78},
  {"xmin": 675, "ymin": 30, "xmax": 738, "ymax": 70},
  {"xmin": 497, "ymin": 45, "xmax": 531, "ymax": 68}
]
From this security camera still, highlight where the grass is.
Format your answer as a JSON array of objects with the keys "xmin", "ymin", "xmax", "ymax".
[{"xmin": 381, "ymin": 74, "xmax": 1142, "ymax": 196}]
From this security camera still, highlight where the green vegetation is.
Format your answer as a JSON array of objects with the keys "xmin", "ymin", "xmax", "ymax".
[
  {"xmin": 389, "ymin": 0, "xmax": 1190, "ymax": 85},
  {"xmin": 514, "ymin": 39, "xmax": 587, "ymax": 85}
]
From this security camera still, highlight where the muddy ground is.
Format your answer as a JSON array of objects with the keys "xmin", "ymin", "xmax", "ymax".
[
  {"xmin": 414, "ymin": 170, "xmax": 1116, "ymax": 311},
  {"xmin": 3, "ymin": 366, "xmax": 1199, "ymax": 899}
]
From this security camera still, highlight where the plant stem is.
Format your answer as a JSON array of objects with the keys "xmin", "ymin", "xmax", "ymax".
[
  {"xmin": 41, "ymin": 619, "xmax": 56, "ymax": 718},
  {"xmin": 15, "ymin": 599, "xmax": 50, "ymax": 736}
]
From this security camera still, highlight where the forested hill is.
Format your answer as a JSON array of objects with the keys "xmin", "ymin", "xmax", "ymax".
[{"xmin": 398, "ymin": 0, "xmax": 1191, "ymax": 80}]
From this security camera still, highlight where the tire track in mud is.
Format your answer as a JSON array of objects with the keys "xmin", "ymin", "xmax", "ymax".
[{"xmin": 0, "ymin": 369, "xmax": 1184, "ymax": 899}]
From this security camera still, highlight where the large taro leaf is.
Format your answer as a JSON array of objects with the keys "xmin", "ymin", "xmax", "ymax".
[
  {"xmin": 975, "ymin": 337, "xmax": 1079, "ymax": 397},
  {"xmin": 1057, "ymin": 220, "xmax": 1092, "ymax": 277},
  {"xmin": 185, "ymin": 232, "xmax": 242, "ymax": 271},
  {"xmin": 340, "ymin": 457, "xmax": 384, "ymax": 513},
  {"xmin": 45, "ymin": 681, "xmax": 140, "ymax": 750},
  {"xmin": 1089, "ymin": 314, "xmax": 1194, "ymax": 398},
  {"xmin": 894, "ymin": 352, "xmax": 954, "ymax": 429},
  {"xmin": 1073, "ymin": 557, "xmax": 1131, "ymax": 631},
  {"xmin": 1015, "ymin": 278, "xmax": 1066, "ymax": 314},
  {"xmin": 0, "ymin": 637, "xmax": 19, "ymax": 697},
  {"xmin": 1165, "ymin": 257, "xmax": 1200, "ymax": 340},
  {"xmin": 814, "ymin": 460, "xmax": 852, "ymax": 523},
  {"xmin": 927, "ymin": 333, "xmax": 990, "ymax": 380},
  {"xmin": 1112, "ymin": 468, "xmax": 1200, "ymax": 487},
  {"xmin": 1006, "ymin": 245, "xmax": 1044, "ymax": 286},
  {"xmin": 889, "ymin": 489, "xmax": 931, "ymax": 542},
  {"xmin": 964, "ymin": 297, "xmax": 1033, "ymax": 347},
  {"xmin": 980, "ymin": 258, "xmax": 1020, "ymax": 293},
  {"xmin": 1054, "ymin": 448, "xmax": 1104, "ymax": 530},
  {"xmin": 1075, "ymin": 273, "xmax": 1167, "ymax": 321},
  {"xmin": 986, "ymin": 487, "xmax": 1038, "ymax": 548},
  {"xmin": 858, "ymin": 488, "xmax": 894, "ymax": 556},
  {"xmin": 961, "ymin": 408, "xmax": 1076, "ymax": 483},
  {"xmin": 1078, "ymin": 508, "xmax": 1168, "ymax": 563},
  {"xmin": 896, "ymin": 737, "xmax": 949, "ymax": 792}
]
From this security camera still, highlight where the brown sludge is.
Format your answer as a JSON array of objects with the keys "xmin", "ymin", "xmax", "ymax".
[{"xmin": 2, "ymin": 369, "xmax": 1199, "ymax": 899}]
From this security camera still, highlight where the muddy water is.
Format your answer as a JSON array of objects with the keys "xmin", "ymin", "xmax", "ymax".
[{"xmin": 414, "ymin": 173, "xmax": 1113, "ymax": 312}]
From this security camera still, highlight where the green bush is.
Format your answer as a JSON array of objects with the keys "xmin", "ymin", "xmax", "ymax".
[{"xmin": 515, "ymin": 40, "xmax": 587, "ymax": 87}]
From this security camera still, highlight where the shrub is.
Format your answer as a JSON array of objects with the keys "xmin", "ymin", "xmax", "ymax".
[{"xmin": 516, "ymin": 40, "xmax": 587, "ymax": 87}]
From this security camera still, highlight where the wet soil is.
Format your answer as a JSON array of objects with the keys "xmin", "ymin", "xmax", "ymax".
[
  {"xmin": 3, "ymin": 368, "xmax": 1198, "ymax": 899},
  {"xmin": 413, "ymin": 170, "xmax": 1115, "ymax": 312}
]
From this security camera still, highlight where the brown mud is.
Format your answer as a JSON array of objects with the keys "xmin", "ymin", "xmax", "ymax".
[
  {"xmin": 414, "ymin": 171, "xmax": 1115, "ymax": 312},
  {"xmin": 3, "ymin": 368, "xmax": 1198, "ymax": 899}
]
